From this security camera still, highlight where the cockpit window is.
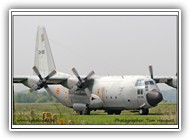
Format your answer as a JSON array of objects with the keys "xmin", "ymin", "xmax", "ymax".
[
  {"xmin": 145, "ymin": 81, "xmax": 149, "ymax": 85},
  {"xmin": 144, "ymin": 80, "xmax": 155, "ymax": 86},
  {"xmin": 145, "ymin": 80, "xmax": 155, "ymax": 85},
  {"xmin": 135, "ymin": 79, "xmax": 145, "ymax": 86},
  {"xmin": 149, "ymin": 81, "xmax": 154, "ymax": 85}
]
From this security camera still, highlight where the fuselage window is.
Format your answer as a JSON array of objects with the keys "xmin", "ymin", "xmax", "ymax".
[
  {"xmin": 135, "ymin": 80, "xmax": 145, "ymax": 86},
  {"xmin": 135, "ymin": 80, "xmax": 140, "ymax": 86},
  {"xmin": 137, "ymin": 89, "xmax": 143, "ymax": 95}
]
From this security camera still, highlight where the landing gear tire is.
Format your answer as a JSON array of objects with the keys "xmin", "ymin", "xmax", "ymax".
[
  {"xmin": 139, "ymin": 109, "xmax": 149, "ymax": 115},
  {"xmin": 76, "ymin": 108, "xmax": 91, "ymax": 115},
  {"xmin": 82, "ymin": 108, "xmax": 91, "ymax": 115},
  {"xmin": 107, "ymin": 110, "xmax": 121, "ymax": 115},
  {"xmin": 76, "ymin": 111, "xmax": 82, "ymax": 115},
  {"xmin": 107, "ymin": 111, "xmax": 114, "ymax": 115},
  {"xmin": 114, "ymin": 110, "xmax": 121, "ymax": 115}
]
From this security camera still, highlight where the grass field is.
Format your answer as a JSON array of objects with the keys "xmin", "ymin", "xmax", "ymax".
[{"xmin": 13, "ymin": 102, "xmax": 178, "ymax": 125}]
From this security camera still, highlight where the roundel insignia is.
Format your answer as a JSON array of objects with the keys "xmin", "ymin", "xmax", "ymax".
[
  {"xmin": 56, "ymin": 88, "xmax": 60, "ymax": 94},
  {"xmin": 41, "ymin": 34, "xmax": 45, "ymax": 42}
]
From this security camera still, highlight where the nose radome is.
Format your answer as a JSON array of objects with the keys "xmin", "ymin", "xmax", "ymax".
[{"xmin": 146, "ymin": 90, "xmax": 163, "ymax": 106}]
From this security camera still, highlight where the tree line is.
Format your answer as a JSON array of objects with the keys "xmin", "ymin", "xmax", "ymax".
[{"xmin": 14, "ymin": 91, "xmax": 59, "ymax": 103}]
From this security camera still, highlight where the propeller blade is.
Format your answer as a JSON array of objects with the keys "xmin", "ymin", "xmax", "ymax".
[
  {"xmin": 45, "ymin": 86, "xmax": 53, "ymax": 95},
  {"xmin": 29, "ymin": 88, "xmax": 34, "ymax": 92},
  {"xmin": 30, "ymin": 84, "xmax": 39, "ymax": 91},
  {"xmin": 84, "ymin": 88, "xmax": 91, "ymax": 97},
  {"xmin": 70, "ymin": 68, "xmax": 95, "ymax": 95},
  {"xmin": 149, "ymin": 65, "xmax": 153, "ymax": 79},
  {"xmin": 72, "ymin": 67, "xmax": 82, "ymax": 81},
  {"xmin": 19, "ymin": 89, "xmax": 32, "ymax": 94},
  {"xmin": 69, "ymin": 85, "xmax": 78, "ymax": 94},
  {"xmin": 85, "ymin": 71, "xmax": 95, "ymax": 80},
  {"xmin": 45, "ymin": 70, "xmax": 56, "ymax": 80},
  {"xmin": 33, "ymin": 66, "xmax": 43, "ymax": 80}
]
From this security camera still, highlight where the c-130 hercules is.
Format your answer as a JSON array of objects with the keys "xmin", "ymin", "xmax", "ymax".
[{"xmin": 13, "ymin": 26, "xmax": 177, "ymax": 115}]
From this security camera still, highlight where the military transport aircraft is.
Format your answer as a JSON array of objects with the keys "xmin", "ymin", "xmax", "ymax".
[{"xmin": 13, "ymin": 26, "xmax": 177, "ymax": 115}]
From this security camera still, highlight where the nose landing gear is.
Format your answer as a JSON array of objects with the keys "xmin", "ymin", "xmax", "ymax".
[{"xmin": 139, "ymin": 108, "xmax": 149, "ymax": 115}]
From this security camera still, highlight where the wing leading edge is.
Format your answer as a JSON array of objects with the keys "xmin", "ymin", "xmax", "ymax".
[
  {"xmin": 13, "ymin": 76, "xmax": 28, "ymax": 83},
  {"xmin": 154, "ymin": 76, "xmax": 177, "ymax": 88},
  {"xmin": 13, "ymin": 75, "xmax": 69, "ymax": 89}
]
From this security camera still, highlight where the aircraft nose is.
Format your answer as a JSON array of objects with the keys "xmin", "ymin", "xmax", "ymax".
[{"xmin": 146, "ymin": 90, "xmax": 163, "ymax": 106}]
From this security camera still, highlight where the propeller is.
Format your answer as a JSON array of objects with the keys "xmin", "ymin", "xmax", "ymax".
[
  {"xmin": 69, "ymin": 67, "xmax": 95, "ymax": 95},
  {"xmin": 149, "ymin": 65, "xmax": 153, "ymax": 79},
  {"xmin": 30, "ymin": 66, "xmax": 56, "ymax": 94}
]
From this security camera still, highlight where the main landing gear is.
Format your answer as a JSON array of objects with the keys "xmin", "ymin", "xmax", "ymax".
[
  {"xmin": 106, "ymin": 110, "xmax": 121, "ymax": 115},
  {"xmin": 76, "ymin": 108, "xmax": 149, "ymax": 115},
  {"xmin": 76, "ymin": 108, "xmax": 91, "ymax": 115}
]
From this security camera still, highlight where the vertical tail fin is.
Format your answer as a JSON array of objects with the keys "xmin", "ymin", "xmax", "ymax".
[{"xmin": 34, "ymin": 26, "xmax": 56, "ymax": 76}]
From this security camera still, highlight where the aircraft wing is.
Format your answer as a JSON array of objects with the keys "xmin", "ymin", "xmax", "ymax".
[
  {"xmin": 153, "ymin": 76, "xmax": 177, "ymax": 88},
  {"xmin": 13, "ymin": 76, "xmax": 28, "ymax": 83},
  {"xmin": 46, "ymin": 77, "xmax": 68, "ymax": 85},
  {"xmin": 13, "ymin": 75, "xmax": 69, "ymax": 88}
]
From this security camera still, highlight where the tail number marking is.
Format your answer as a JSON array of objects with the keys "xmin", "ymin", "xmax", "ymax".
[{"xmin": 38, "ymin": 50, "xmax": 45, "ymax": 54}]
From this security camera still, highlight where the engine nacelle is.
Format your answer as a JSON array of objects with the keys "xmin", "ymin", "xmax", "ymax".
[
  {"xmin": 166, "ymin": 77, "xmax": 177, "ymax": 88},
  {"xmin": 89, "ymin": 94, "xmax": 103, "ymax": 109}
]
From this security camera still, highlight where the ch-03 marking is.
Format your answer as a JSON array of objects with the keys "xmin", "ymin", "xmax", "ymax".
[{"xmin": 14, "ymin": 26, "xmax": 177, "ymax": 115}]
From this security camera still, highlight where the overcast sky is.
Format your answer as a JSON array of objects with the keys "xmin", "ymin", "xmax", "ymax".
[{"xmin": 13, "ymin": 13, "xmax": 177, "ymax": 90}]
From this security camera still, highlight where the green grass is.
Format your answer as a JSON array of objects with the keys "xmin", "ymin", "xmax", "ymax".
[{"xmin": 13, "ymin": 102, "xmax": 178, "ymax": 125}]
